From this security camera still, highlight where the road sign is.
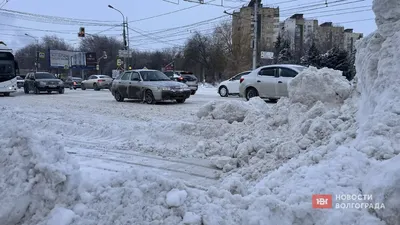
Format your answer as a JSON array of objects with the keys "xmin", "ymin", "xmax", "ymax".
[
  {"xmin": 96, "ymin": 65, "xmax": 99, "ymax": 71},
  {"xmin": 117, "ymin": 59, "xmax": 122, "ymax": 66},
  {"xmin": 64, "ymin": 64, "xmax": 69, "ymax": 69},
  {"xmin": 118, "ymin": 50, "xmax": 131, "ymax": 58},
  {"xmin": 261, "ymin": 51, "xmax": 274, "ymax": 59},
  {"xmin": 39, "ymin": 52, "xmax": 45, "ymax": 58}
]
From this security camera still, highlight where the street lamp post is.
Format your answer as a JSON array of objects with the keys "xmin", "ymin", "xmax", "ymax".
[
  {"xmin": 25, "ymin": 33, "xmax": 39, "ymax": 72},
  {"xmin": 108, "ymin": 4, "xmax": 128, "ymax": 70}
]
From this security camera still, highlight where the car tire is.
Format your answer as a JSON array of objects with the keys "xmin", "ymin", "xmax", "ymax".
[
  {"xmin": 191, "ymin": 90, "xmax": 196, "ymax": 95},
  {"xmin": 114, "ymin": 91, "xmax": 124, "ymax": 102},
  {"xmin": 3, "ymin": 92, "xmax": 10, "ymax": 96},
  {"xmin": 144, "ymin": 90, "xmax": 156, "ymax": 104},
  {"xmin": 24, "ymin": 86, "xmax": 29, "ymax": 94},
  {"xmin": 245, "ymin": 87, "xmax": 258, "ymax": 101},
  {"xmin": 176, "ymin": 98, "xmax": 186, "ymax": 103},
  {"xmin": 73, "ymin": 87, "xmax": 77, "ymax": 90},
  {"xmin": 93, "ymin": 83, "xmax": 99, "ymax": 91},
  {"xmin": 34, "ymin": 87, "xmax": 40, "ymax": 94},
  {"xmin": 218, "ymin": 86, "xmax": 229, "ymax": 97},
  {"xmin": 59, "ymin": 88, "xmax": 65, "ymax": 94},
  {"xmin": 70, "ymin": 87, "xmax": 73, "ymax": 90},
  {"xmin": 81, "ymin": 84, "xmax": 86, "ymax": 90}
]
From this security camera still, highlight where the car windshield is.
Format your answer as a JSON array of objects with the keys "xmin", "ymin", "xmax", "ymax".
[
  {"xmin": 36, "ymin": 73, "xmax": 56, "ymax": 79},
  {"xmin": 140, "ymin": 70, "xmax": 171, "ymax": 81},
  {"xmin": 0, "ymin": 61, "xmax": 14, "ymax": 75}
]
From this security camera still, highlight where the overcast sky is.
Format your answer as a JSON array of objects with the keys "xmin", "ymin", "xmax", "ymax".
[{"xmin": 0, "ymin": 0, "xmax": 375, "ymax": 51}]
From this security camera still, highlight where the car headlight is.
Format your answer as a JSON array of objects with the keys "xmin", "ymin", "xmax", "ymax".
[
  {"xmin": 59, "ymin": 81, "xmax": 64, "ymax": 85},
  {"xmin": 39, "ymin": 81, "xmax": 46, "ymax": 86},
  {"xmin": 157, "ymin": 87, "xmax": 171, "ymax": 91}
]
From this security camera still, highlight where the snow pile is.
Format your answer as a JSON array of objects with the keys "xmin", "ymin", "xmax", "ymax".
[
  {"xmin": 190, "ymin": 67, "xmax": 355, "ymax": 178},
  {"xmin": 0, "ymin": 126, "xmax": 80, "ymax": 225},
  {"xmin": 196, "ymin": 97, "xmax": 269, "ymax": 124}
]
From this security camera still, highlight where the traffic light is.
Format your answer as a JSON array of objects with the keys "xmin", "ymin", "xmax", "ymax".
[{"xmin": 78, "ymin": 27, "xmax": 85, "ymax": 37}]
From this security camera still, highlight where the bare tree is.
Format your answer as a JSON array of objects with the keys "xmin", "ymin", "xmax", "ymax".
[{"xmin": 79, "ymin": 35, "xmax": 123, "ymax": 75}]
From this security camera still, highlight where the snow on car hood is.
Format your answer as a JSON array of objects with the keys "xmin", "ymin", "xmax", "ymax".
[{"xmin": 142, "ymin": 80, "xmax": 187, "ymax": 88}]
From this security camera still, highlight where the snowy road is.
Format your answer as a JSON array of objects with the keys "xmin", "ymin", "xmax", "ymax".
[{"xmin": 2, "ymin": 87, "xmax": 244, "ymax": 188}]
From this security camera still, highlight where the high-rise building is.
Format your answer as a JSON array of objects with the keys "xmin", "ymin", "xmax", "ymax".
[
  {"xmin": 316, "ymin": 22, "xmax": 345, "ymax": 52},
  {"xmin": 232, "ymin": 3, "xmax": 279, "ymax": 62},
  {"xmin": 281, "ymin": 14, "xmax": 318, "ymax": 60},
  {"xmin": 343, "ymin": 29, "xmax": 363, "ymax": 52}
]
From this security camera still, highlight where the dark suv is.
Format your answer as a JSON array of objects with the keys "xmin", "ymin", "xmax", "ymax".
[{"xmin": 24, "ymin": 72, "xmax": 65, "ymax": 94}]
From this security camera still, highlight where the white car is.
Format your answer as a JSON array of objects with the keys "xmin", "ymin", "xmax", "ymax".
[
  {"xmin": 217, "ymin": 71, "xmax": 251, "ymax": 97},
  {"xmin": 239, "ymin": 64, "xmax": 307, "ymax": 101},
  {"xmin": 81, "ymin": 74, "xmax": 113, "ymax": 91}
]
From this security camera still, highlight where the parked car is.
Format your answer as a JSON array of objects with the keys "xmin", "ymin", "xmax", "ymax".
[
  {"xmin": 65, "ymin": 77, "xmax": 83, "ymax": 90},
  {"xmin": 24, "ymin": 72, "xmax": 65, "ymax": 94},
  {"xmin": 81, "ymin": 75, "xmax": 113, "ymax": 90},
  {"xmin": 179, "ymin": 73, "xmax": 198, "ymax": 95},
  {"xmin": 239, "ymin": 64, "xmax": 307, "ymax": 101},
  {"xmin": 16, "ymin": 76, "xmax": 24, "ymax": 88},
  {"xmin": 110, "ymin": 69, "xmax": 191, "ymax": 104},
  {"xmin": 217, "ymin": 71, "xmax": 251, "ymax": 97}
]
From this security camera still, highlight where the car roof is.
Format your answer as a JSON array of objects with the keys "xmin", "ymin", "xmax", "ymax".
[
  {"xmin": 259, "ymin": 64, "xmax": 306, "ymax": 70},
  {"xmin": 127, "ymin": 69, "xmax": 158, "ymax": 72}
]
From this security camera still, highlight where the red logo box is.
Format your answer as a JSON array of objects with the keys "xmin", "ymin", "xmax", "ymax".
[{"xmin": 312, "ymin": 194, "xmax": 332, "ymax": 209}]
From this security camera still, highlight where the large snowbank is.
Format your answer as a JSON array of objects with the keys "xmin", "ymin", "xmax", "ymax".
[
  {"xmin": 191, "ymin": 67, "xmax": 355, "ymax": 178},
  {"xmin": 0, "ymin": 127, "xmax": 81, "ymax": 225}
]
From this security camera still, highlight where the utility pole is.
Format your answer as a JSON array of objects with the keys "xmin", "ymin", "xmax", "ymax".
[
  {"xmin": 252, "ymin": 0, "xmax": 258, "ymax": 70},
  {"xmin": 25, "ymin": 33, "xmax": 38, "ymax": 72},
  {"xmin": 126, "ymin": 16, "xmax": 131, "ymax": 69},
  {"xmin": 108, "ymin": 4, "xmax": 127, "ymax": 70}
]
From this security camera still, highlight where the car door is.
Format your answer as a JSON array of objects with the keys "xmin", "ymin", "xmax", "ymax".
[
  {"xmin": 255, "ymin": 67, "xmax": 278, "ymax": 98},
  {"xmin": 128, "ymin": 72, "xmax": 141, "ymax": 99},
  {"xmin": 117, "ymin": 72, "xmax": 131, "ymax": 97},
  {"xmin": 276, "ymin": 67, "xmax": 298, "ymax": 97},
  {"xmin": 229, "ymin": 72, "xmax": 250, "ymax": 94}
]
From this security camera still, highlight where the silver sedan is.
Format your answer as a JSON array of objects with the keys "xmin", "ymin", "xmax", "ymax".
[{"xmin": 110, "ymin": 69, "xmax": 191, "ymax": 104}]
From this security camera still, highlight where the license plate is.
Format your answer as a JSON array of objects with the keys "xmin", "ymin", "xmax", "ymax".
[{"xmin": 49, "ymin": 85, "xmax": 56, "ymax": 87}]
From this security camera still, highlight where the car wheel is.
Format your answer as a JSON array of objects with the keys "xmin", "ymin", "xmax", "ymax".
[
  {"xmin": 81, "ymin": 84, "xmax": 86, "ymax": 90},
  {"xmin": 246, "ymin": 87, "xmax": 258, "ymax": 101},
  {"xmin": 34, "ymin": 87, "xmax": 40, "ymax": 94},
  {"xmin": 144, "ymin": 90, "xmax": 156, "ymax": 104},
  {"xmin": 3, "ymin": 92, "xmax": 10, "ymax": 96},
  {"xmin": 93, "ymin": 83, "xmax": 99, "ymax": 91},
  {"xmin": 73, "ymin": 87, "xmax": 77, "ymax": 90},
  {"xmin": 191, "ymin": 90, "xmax": 196, "ymax": 95},
  {"xmin": 24, "ymin": 86, "xmax": 29, "ymax": 94},
  {"xmin": 269, "ymin": 98, "xmax": 278, "ymax": 103},
  {"xmin": 59, "ymin": 88, "xmax": 65, "ymax": 94},
  {"xmin": 69, "ymin": 86, "xmax": 73, "ymax": 90},
  {"xmin": 114, "ymin": 91, "xmax": 124, "ymax": 102},
  {"xmin": 219, "ymin": 86, "xmax": 229, "ymax": 97},
  {"xmin": 176, "ymin": 98, "xmax": 186, "ymax": 103}
]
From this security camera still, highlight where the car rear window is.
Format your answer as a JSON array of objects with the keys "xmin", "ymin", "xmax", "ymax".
[
  {"xmin": 72, "ymin": 77, "xmax": 82, "ymax": 80},
  {"xmin": 98, "ymin": 75, "xmax": 111, "ymax": 78},
  {"xmin": 182, "ymin": 75, "xmax": 197, "ymax": 81}
]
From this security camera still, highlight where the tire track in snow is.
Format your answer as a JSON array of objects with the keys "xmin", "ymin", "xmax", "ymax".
[{"xmin": 66, "ymin": 145, "xmax": 221, "ymax": 186}]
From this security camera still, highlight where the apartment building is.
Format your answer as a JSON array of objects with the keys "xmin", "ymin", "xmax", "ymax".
[
  {"xmin": 316, "ymin": 22, "xmax": 345, "ymax": 52},
  {"xmin": 232, "ymin": 2, "xmax": 279, "ymax": 60},
  {"xmin": 281, "ymin": 14, "xmax": 318, "ymax": 59},
  {"xmin": 343, "ymin": 29, "xmax": 363, "ymax": 52}
]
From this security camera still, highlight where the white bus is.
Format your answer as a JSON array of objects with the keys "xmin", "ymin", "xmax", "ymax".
[{"xmin": 0, "ymin": 49, "xmax": 19, "ymax": 96}]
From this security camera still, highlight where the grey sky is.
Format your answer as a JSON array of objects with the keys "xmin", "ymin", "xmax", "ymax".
[{"xmin": 0, "ymin": 0, "xmax": 375, "ymax": 51}]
